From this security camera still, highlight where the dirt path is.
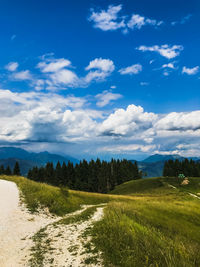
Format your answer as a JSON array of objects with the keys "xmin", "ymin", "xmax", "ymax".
[
  {"xmin": 167, "ymin": 182, "xmax": 200, "ymax": 200},
  {"xmin": 0, "ymin": 180, "xmax": 59, "ymax": 267},
  {"xmin": 0, "ymin": 180, "xmax": 104, "ymax": 267},
  {"xmin": 39, "ymin": 206, "xmax": 104, "ymax": 267},
  {"xmin": 188, "ymin": 192, "xmax": 200, "ymax": 200}
]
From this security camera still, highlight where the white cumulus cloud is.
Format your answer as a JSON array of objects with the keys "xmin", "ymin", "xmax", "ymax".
[
  {"xmin": 12, "ymin": 70, "xmax": 32, "ymax": 80},
  {"xmin": 37, "ymin": 58, "xmax": 71, "ymax": 73},
  {"xmin": 127, "ymin": 14, "xmax": 162, "ymax": 30},
  {"xmin": 137, "ymin": 45, "xmax": 183, "ymax": 59},
  {"xmin": 86, "ymin": 58, "xmax": 115, "ymax": 72},
  {"xmin": 88, "ymin": 5, "xmax": 125, "ymax": 31},
  {"xmin": 155, "ymin": 111, "xmax": 200, "ymax": 131},
  {"xmin": 1, "ymin": 88, "xmax": 200, "ymax": 158},
  {"xmin": 85, "ymin": 58, "xmax": 115, "ymax": 83},
  {"xmin": 162, "ymin": 63, "xmax": 175, "ymax": 69},
  {"xmin": 37, "ymin": 57, "xmax": 79, "ymax": 89},
  {"xmin": 5, "ymin": 62, "xmax": 19, "ymax": 72},
  {"xmin": 119, "ymin": 64, "xmax": 142, "ymax": 75},
  {"xmin": 0, "ymin": 89, "xmax": 95, "ymax": 143},
  {"xmin": 88, "ymin": 5, "xmax": 163, "ymax": 33},
  {"xmin": 182, "ymin": 66, "xmax": 199, "ymax": 75},
  {"xmin": 95, "ymin": 90, "xmax": 122, "ymax": 107},
  {"xmin": 99, "ymin": 104, "xmax": 157, "ymax": 136},
  {"xmin": 49, "ymin": 69, "xmax": 79, "ymax": 87}
]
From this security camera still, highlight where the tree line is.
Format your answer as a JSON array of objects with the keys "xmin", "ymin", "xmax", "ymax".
[
  {"xmin": 163, "ymin": 159, "xmax": 200, "ymax": 177},
  {"xmin": 0, "ymin": 162, "xmax": 21, "ymax": 176},
  {"xmin": 27, "ymin": 159, "xmax": 141, "ymax": 193}
]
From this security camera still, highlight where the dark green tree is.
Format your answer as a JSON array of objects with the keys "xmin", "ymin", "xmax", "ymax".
[
  {"xmin": 45, "ymin": 162, "xmax": 54, "ymax": 183},
  {"xmin": 5, "ymin": 166, "xmax": 12, "ymax": 175},
  {"xmin": 61, "ymin": 162, "xmax": 68, "ymax": 185},
  {"xmin": 27, "ymin": 158, "xmax": 141, "ymax": 193},
  {"xmin": 0, "ymin": 165, "xmax": 5, "ymax": 175},
  {"xmin": 55, "ymin": 161, "xmax": 62, "ymax": 185},
  {"xmin": 13, "ymin": 161, "xmax": 20, "ymax": 176}
]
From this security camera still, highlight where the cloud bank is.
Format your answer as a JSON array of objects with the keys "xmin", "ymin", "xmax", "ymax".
[{"xmin": 1, "ymin": 88, "xmax": 200, "ymax": 158}]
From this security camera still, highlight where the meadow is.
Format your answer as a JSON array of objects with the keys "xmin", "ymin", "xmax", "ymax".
[
  {"xmin": 92, "ymin": 177, "xmax": 200, "ymax": 267},
  {"xmin": 1, "ymin": 175, "xmax": 200, "ymax": 267}
]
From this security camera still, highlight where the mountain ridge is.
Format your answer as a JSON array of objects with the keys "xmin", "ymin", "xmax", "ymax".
[
  {"xmin": 0, "ymin": 147, "xmax": 79, "ymax": 175},
  {"xmin": 0, "ymin": 147, "xmax": 199, "ymax": 177},
  {"xmin": 131, "ymin": 154, "xmax": 200, "ymax": 177}
]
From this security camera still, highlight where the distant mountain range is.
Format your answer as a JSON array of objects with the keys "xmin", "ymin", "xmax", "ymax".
[
  {"xmin": 0, "ymin": 147, "xmax": 79, "ymax": 175},
  {"xmin": 131, "ymin": 154, "xmax": 200, "ymax": 178},
  {"xmin": 0, "ymin": 147, "xmax": 199, "ymax": 178},
  {"xmin": 142, "ymin": 154, "xmax": 184, "ymax": 163}
]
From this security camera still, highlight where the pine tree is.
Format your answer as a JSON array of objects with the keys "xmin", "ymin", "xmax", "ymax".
[
  {"xmin": 45, "ymin": 162, "xmax": 54, "ymax": 183},
  {"xmin": 67, "ymin": 161, "xmax": 75, "ymax": 188},
  {"xmin": 26, "ymin": 158, "xmax": 142, "ymax": 193},
  {"xmin": 38, "ymin": 167, "xmax": 45, "ymax": 181},
  {"xmin": 55, "ymin": 161, "xmax": 62, "ymax": 185},
  {"xmin": 5, "ymin": 166, "xmax": 12, "ymax": 175},
  {"xmin": 27, "ymin": 169, "xmax": 33, "ymax": 180},
  {"xmin": 0, "ymin": 165, "xmax": 5, "ymax": 175},
  {"xmin": 31, "ymin": 166, "xmax": 39, "ymax": 181},
  {"xmin": 61, "ymin": 162, "xmax": 68, "ymax": 186},
  {"xmin": 13, "ymin": 162, "xmax": 20, "ymax": 176}
]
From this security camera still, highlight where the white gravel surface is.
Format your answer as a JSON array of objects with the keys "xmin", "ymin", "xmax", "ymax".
[
  {"xmin": 0, "ymin": 180, "xmax": 104, "ymax": 267},
  {"xmin": 0, "ymin": 180, "xmax": 57, "ymax": 267}
]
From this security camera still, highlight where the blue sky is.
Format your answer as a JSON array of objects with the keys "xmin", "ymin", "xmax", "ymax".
[{"xmin": 0, "ymin": 0, "xmax": 200, "ymax": 160}]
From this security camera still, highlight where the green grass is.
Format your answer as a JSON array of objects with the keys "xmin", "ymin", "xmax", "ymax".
[
  {"xmin": 91, "ymin": 201, "xmax": 200, "ymax": 267},
  {"xmin": 0, "ymin": 175, "xmax": 152, "ymax": 216},
  {"xmin": 59, "ymin": 205, "xmax": 100, "ymax": 225},
  {"xmin": 110, "ymin": 177, "xmax": 167, "ymax": 195},
  {"xmin": 29, "ymin": 226, "xmax": 50, "ymax": 267},
  {"xmin": 1, "ymin": 175, "xmax": 200, "ymax": 266},
  {"xmin": 111, "ymin": 176, "xmax": 200, "ymax": 196},
  {"xmin": 91, "ymin": 177, "xmax": 200, "ymax": 267},
  {"xmin": 29, "ymin": 205, "xmax": 101, "ymax": 267},
  {"xmin": 0, "ymin": 175, "xmax": 110, "ymax": 216},
  {"xmin": 164, "ymin": 177, "xmax": 200, "ymax": 194}
]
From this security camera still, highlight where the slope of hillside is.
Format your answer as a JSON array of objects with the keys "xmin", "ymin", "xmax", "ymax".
[
  {"xmin": 110, "ymin": 177, "xmax": 166, "ymax": 195},
  {"xmin": 111, "ymin": 176, "xmax": 200, "ymax": 195},
  {"xmin": 93, "ymin": 177, "xmax": 200, "ymax": 267},
  {"xmin": 1, "ymin": 175, "xmax": 200, "ymax": 267},
  {"xmin": 0, "ymin": 177, "xmax": 106, "ymax": 266}
]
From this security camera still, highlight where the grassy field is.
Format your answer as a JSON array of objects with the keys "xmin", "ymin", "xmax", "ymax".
[
  {"xmin": 111, "ymin": 176, "xmax": 200, "ymax": 195},
  {"xmin": 1, "ymin": 175, "xmax": 200, "ymax": 266},
  {"xmin": 0, "ymin": 175, "xmax": 111, "ymax": 215},
  {"xmin": 91, "ymin": 177, "xmax": 200, "ymax": 267},
  {"xmin": 0, "ymin": 175, "xmax": 133, "ymax": 215}
]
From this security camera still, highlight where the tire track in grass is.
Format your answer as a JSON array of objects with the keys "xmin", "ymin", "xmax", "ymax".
[{"xmin": 29, "ymin": 204, "xmax": 105, "ymax": 267}]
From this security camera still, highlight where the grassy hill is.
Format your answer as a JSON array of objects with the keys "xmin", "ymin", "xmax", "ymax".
[
  {"xmin": 111, "ymin": 176, "xmax": 200, "ymax": 195},
  {"xmin": 94, "ymin": 177, "xmax": 200, "ymax": 267},
  {"xmin": 1, "ymin": 175, "xmax": 200, "ymax": 267},
  {"xmin": 111, "ymin": 177, "xmax": 166, "ymax": 195}
]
